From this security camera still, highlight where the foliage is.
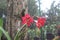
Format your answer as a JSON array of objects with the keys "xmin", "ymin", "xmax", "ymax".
[
  {"xmin": 0, "ymin": 27, "xmax": 11, "ymax": 40},
  {"xmin": 27, "ymin": 0, "xmax": 38, "ymax": 16},
  {"xmin": 40, "ymin": 1, "xmax": 60, "ymax": 39},
  {"xmin": 14, "ymin": 24, "xmax": 27, "ymax": 40},
  {"xmin": 27, "ymin": 28, "xmax": 40, "ymax": 40},
  {"xmin": 0, "ymin": 18, "xmax": 3, "ymax": 40},
  {"xmin": 0, "ymin": 24, "xmax": 27, "ymax": 40},
  {"xmin": 47, "ymin": 1, "xmax": 60, "ymax": 24},
  {"xmin": 0, "ymin": 0, "xmax": 7, "ymax": 9}
]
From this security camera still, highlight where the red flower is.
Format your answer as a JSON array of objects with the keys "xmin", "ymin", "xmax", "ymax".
[
  {"xmin": 22, "ymin": 14, "xmax": 33, "ymax": 27},
  {"xmin": 25, "ymin": 14, "xmax": 30, "ymax": 19},
  {"xmin": 22, "ymin": 16, "xmax": 26, "ymax": 24},
  {"xmin": 36, "ymin": 17, "xmax": 46, "ymax": 29}
]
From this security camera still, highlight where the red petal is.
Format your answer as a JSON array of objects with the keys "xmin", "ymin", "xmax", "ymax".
[
  {"xmin": 21, "ymin": 14, "xmax": 34, "ymax": 27},
  {"xmin": 25, "ymin": 14, "xmax": 30, "ymax": 19},
  {"xmin": 36, "ymin": 17, "xmax": 46, "ymax": 28},
  {"xmin": 22, "ymin": 16, "xmax": 27, "ymax": 24}
]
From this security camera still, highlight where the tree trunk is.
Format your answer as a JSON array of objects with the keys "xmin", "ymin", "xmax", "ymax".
[
  {"xmin": 6, "ymin": 0, "xmax": 28, "ymax": 40},
  {"xmin": 6, "ymin": 0, "xmax": 13, "ymax": 39}
]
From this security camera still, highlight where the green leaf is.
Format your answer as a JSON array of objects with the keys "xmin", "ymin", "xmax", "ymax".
[
  {"xmin": 14, "ymin": 24, "xmax": 27, "ymax": 40},
  {"xmin": 0, "ymin": 18, "xmax": 3, "ymax": 39},
  {"xmin": 0, "ymin": 27, "xmax": 11, "ymax": 40}
]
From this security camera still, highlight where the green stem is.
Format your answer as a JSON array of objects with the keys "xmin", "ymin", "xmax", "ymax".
[
  {"xmin": 14, "ymin": 24, "xmax": 27, "ymax": 40},
  {"xmin": 40, "ymin": 27, "xmax": 45, "ymax": 40},
  {"xmin": 0, "ymin": 36, "xmax": 1, "ymax": 40}
]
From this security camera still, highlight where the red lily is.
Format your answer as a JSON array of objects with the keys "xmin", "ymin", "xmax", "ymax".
[
  {"xmin": 36, "ymin": 17, "xmax": 46, "ymax": 29},
  {"xmin": 22, "ymin": 14, "xmax": 33, "ymax": 27}
]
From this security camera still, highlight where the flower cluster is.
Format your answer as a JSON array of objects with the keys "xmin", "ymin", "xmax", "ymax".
[
  {"xmin": 21, "ymin": 14, "xmax": 46, "ymax": 29},
  {"xmin": 22, "ymin": 14, "xmax": 33, "ymax": 27}
]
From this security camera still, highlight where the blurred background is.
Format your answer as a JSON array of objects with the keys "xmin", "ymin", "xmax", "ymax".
[{"xmin": 0, "ymin": 0, "xmax": 60, "ymax": 40}]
